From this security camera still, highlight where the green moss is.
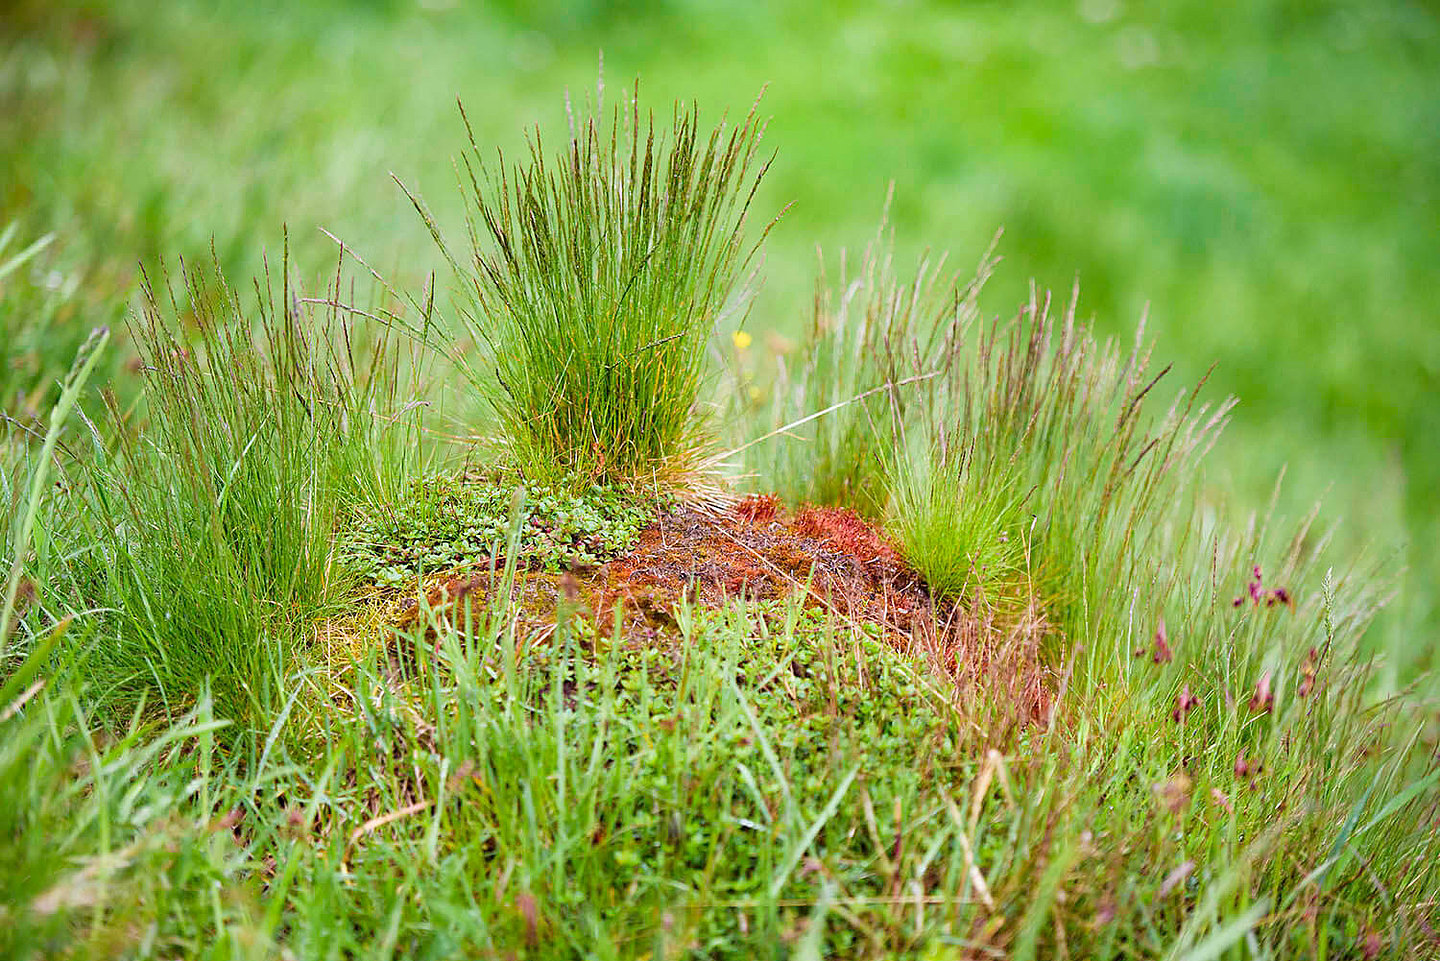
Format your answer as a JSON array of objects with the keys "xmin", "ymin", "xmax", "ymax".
[{"xmin": 342, "ymin": 472, "xmax": 660, "ymax": 587}]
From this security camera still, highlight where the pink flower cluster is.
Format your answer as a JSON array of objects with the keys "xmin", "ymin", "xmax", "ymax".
[{"xmin": 1233, "ymin": 564, "xmax": 1293, "ymax": 610}]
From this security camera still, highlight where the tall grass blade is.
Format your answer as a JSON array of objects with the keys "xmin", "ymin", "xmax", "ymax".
[{"xmin": 2, "ymin": 326, "xmax": 108, "ymax": 659}]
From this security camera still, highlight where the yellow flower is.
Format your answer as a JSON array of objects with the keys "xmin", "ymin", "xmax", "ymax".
[{"xmin": 731, "ymin": 330, "xmax": 753, "ymax": 350}]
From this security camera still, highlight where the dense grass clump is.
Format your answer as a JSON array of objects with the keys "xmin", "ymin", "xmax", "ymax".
[
  {"xmin": 855, "ymin": 282, "xmax": 1227, "ymax": 641},
  {"xmin": 757, "ymin": 217, "xmax": 992, "ymax": 515},
  {"xmin": 888, "ymin": 449, "xmax": 1028, "ymax": 604},
  {"xmin": 62, "ymin": 255, "xmax": 418, "ymax": 723},
  {"xmin": 403, "ymin": 85, "xmax": 775, "ymax": 492}
]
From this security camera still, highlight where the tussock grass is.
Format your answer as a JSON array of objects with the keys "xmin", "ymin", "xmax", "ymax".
[
  {"xmin": 758, "ymin": 210, "xmax": 994, "ymax": 514},
  {"xmin": 748, "ymin": 238, "xmax": 1440, "ymax": 952},
  {"xmin": 955, "ymin": 291, "xmax": 1230, "ymax": 638},
  {"xmin": 875, "ymin": 281, "xmax": 1440, "ymax": 953},
  {"xmin": 402, "ymin": 83, "xmax": 776, "ymax": 493},
  {"xmin": 62, "ymin": 249, "xmax": 419, "ymax": 724},
  {"xmin": 888, "ymin": 450, "xmax": 1028, "ymax": 605},
  {"xmin": 887, "ymin": 284, "xmax": 1232, "ymax": 645}
]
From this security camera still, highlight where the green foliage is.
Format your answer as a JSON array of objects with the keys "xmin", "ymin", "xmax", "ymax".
[
  {"xmin": 0, "ymin": 222, "xmax": 123, "ymax": 422},
  {"xmin": 64, "ymin": 254, "xmax": 417, "ymax": 724},
  {"xmin": 887, "ymin": 447, "xmax": 1029, "ymax": 605},
  {"xmin": 0, "ymin": 600, "xmax": 958, "ymax": 959},
  {"xmin": 344, "ymin": 472, "xmax": 657, "ymax": 587},
  {"xmin": 2, "ymin": 326, "xmax": 108, "ymax": 662},
  {"xmin": 755, "ymin": 215, "xmax": 992, "ymax": 516},
  {"xmin": 400, "ymin": 84, "xmax": 774, "ymax": 491},
  {"xmin": 358, "ymin": 601, "xmax": 964, "ymax": 956},
  {"xmin": 0, "ymin": 679, "xmax": 258, "ymax": 959},
  {"xmin": 6, "ymin": 0, "xmax": 1438, "ymax": 659},
  {"xmin": 882, "ymin": 290, "xmax": 1230, "ymax": 643},
  {"xmin": 4, "ymin": 572, "xmax": 1436, "ymax": 958},
  {"xmin": 4, "ymin": 299, "xmax": 1438, "ymax": 955},
  {"xmin": 2, "ymin": 8, "xmax": 1439, "ymax": 955}
]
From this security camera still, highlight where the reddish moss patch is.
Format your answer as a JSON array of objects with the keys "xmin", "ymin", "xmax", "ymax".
[
  {"xmin": 733, "ymin": 492, "xmax": 780, "ymax": 524},
  {"xmin": 792, "ymin": 505, "xmax": 904, "ymax": 568},
  {"xmin": 374, "ymin": 501, "xmax": 922, "ymax": 644},
  {"xmin": 354, "ymin": 496, "xmax": 1056, "ymax": 731},
  {"xmin": 594, "ymin": 502, "xmax": 925, "ymax": 640}
]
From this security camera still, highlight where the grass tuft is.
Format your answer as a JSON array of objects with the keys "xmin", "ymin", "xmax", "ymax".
[
  {"xmin": 755, "ymin": 210, "xmax": 994, "ymax": 515},
  {"xmin": 63, "ymin": 248, "xmax": 418, "ymax": 724},
  {"xmin": 405, "ymin": 81, "xmax": 776, "ymax": 493},
  {"xmin": 887, "ymin": 446, "xmax": 1029, "ymax": 605}
]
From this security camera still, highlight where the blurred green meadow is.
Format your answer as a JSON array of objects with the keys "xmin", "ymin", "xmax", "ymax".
[{"xmin": 3, "ymin": 0, "xmax": 1437, "ymax": 670}]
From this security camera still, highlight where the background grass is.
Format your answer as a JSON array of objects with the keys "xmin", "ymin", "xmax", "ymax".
[{"xmin": 3, "ymin": 0, "xmax": 1435, "ymax": 673}]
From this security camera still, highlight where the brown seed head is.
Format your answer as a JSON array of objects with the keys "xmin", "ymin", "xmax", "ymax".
[
  {"xmin": 1298, "ymin": 647, "xmax": 1318, "ymax": 697},
  {"xmin": 1153, "ymin": 772, "xmax": 1193, "ymax": 816}
]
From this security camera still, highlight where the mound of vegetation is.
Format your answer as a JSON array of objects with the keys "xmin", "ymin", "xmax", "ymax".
[{"xmin": 2, "ymin": 78, "xmax": 1438, "ymax": 960}]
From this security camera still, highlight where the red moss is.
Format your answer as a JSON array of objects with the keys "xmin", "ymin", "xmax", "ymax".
[
  {"xmin": 734, "ymin": 493, "xmax": 780, "ymax": 524},
  {"xmin": 374, "ymin": 497, "xmax": 1055, "ymax": 734},
  {"xmin": 396, "ymin": 572, "xmax": 488, "ymax": 629},
  {"xmin": 792, "ymin": 505, "xmax": 902, "ymax": 567},
  {"xmin": 579, "ymin": 505, "xmax": 930, "ymax": 644}
]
